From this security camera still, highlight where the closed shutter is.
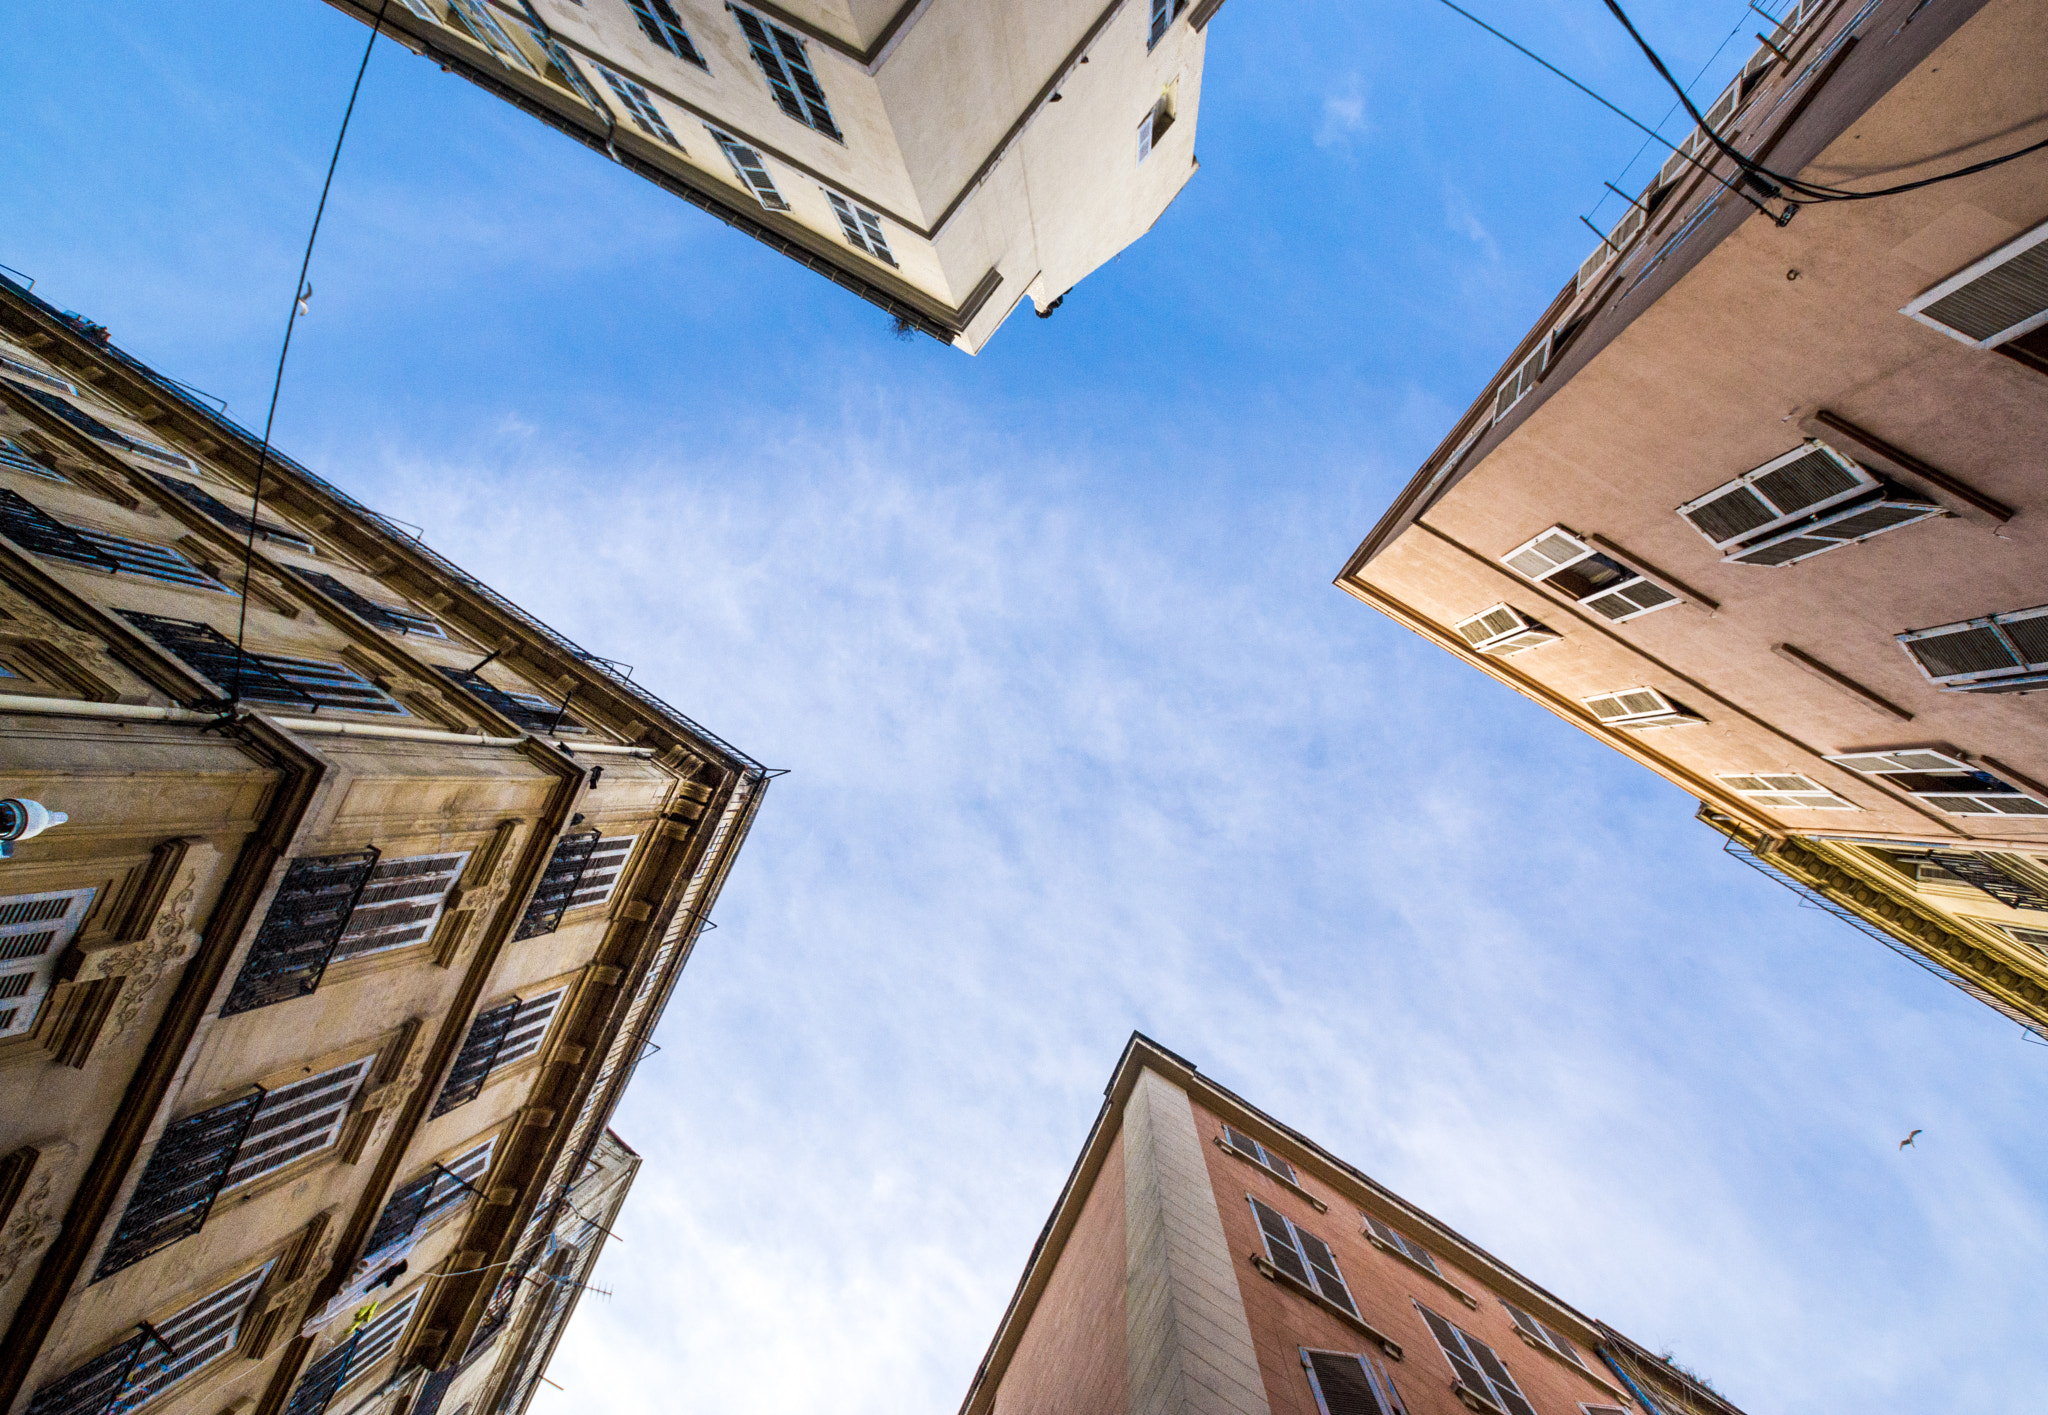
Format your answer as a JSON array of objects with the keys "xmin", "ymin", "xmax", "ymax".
[
  {"xmin": 490, "ymin": 988, "xmax": 567, "ymax": 1069},
  {"xmin": 220, "ymin": 851, "xmax": 381, "ymax": 1014},
  {"xmin": 1499, "ymin": 1300, "xmax": 1586, "ymax": 1368},
  {"xmin": 0, "ymin": 435, "xmax": 66, "ymax": 480},
  {"xmin": 710, "ymin": 130, "xmax": 788, "ymax": 210},
  {"xmin": 1493, "ymin": 343, "xmax": 1549, "ymax": 421},
  {"xmin": 361, "ymin": 1172, "xmax": 437, "ymax": 1263},
  {"xmin": 1149, "ymin": 0, "xmax": 1173, "ymax": 46},
  {"xmin": 337, "ymin": 1288, "xmax": 420, "ymax": 1380},
  {"xmin": 0, "ymin": 487, "xmax": 121, "ymax": 573},
  {"xmin": 1363, "ymin": 1215, "xmax": 1440, "ymax": 1275},
  {"xmin": 1224, "ymin": 1125, "xmax": 1298, "ymax": 1183},
  {"xmin": 516, "ymin": 831, "xmax": 602, "ymax": 939},
  {"xmin": 295, "ymin": 570, "xmax": 442, "ymax": 636},
  {"xmin": 153, "ymin": 475, "xmax": 315, "ymax": 554},
  {"xmin": 1463, "ymin": 1337, "xmax": 1537, "ymax": 1415},
  {"xmin": 1302, "ymin": 1349, "xmax": 1396, "ymax": 1415},
  {"xmin": 4, "ymin": 380, "xmax": 132, "ymax": 448},
  {"xmin": 422, "ymin": 1135, "xmax": 498, "ymax": 1224},
  {"xmin": 409, "ymin": 1368, "xmax": 461, "ymax": 1415},
  {"xmin": 1901, "ymin": 853, "xmax": 2048, "ymax": 912},
  {"xmin": 222, "ymin": 1056, "xmax": 375, "ymax": 1190},
  {"xmin": 627, "ymin": 0, "xmax": 705, "ymax": 65},
  {"xmin": 1249, "ymin": 1196, "xmax": 1313, "ymax": 1287},
  {"xmin": 0, "ymin": 355, "xmax": 76, "ymax": 394},
  {"xmin": 0, "ymin": 886, "xmax": 97, "ymax": 1039},
  {"xmin": 332, "ymin": 852, "xmax": 468, "ymax": 961},
  {"xmin": 281, "ymin": 1332, "xmax": 359, "ymax": 1415},
  {"xmin": 1716, "ymin": 773, "xmax": 1855, "ymax": 810},
  {"xmin": 1903, "ymin": 221, "xmax": 2048, "ymax": 348},
  {"xmin": 95, "ymin": 1091, "xmax": 264, "ymax": 1279},
  {"xmin": 24, "ymin": 1332, "xmax": 150, "ymax": 1415},
  {"xmin": 733, "ymin": 9, "xmax": 839, "ymax": 139},
  {"xmin": 1295, "ymin": 1229, "xmax": 1358, "ymax": 1315},
  {"xmin": 108, "ymin": 1260, "xmax": 275, "ymax": 1413},
  {"xmin": 70, "ymin": 528, "xmax": 225, "ymax": 590},
  {"xmin": 436, "ymin": 665, "xmax": 577, "ymax": 732},
  {"xmin": 433, "ymin": 999, "xmax": 524, "ymax": 1116}
]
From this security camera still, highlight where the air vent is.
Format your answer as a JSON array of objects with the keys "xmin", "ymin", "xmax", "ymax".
[
  {"xmin": 1581, "ymin": 686, "xmax": 1701, "ymax": 729},
  {"xmin": 1453, "ymin": 604, "xmax": 1559, "ymax": 656},
  {"xmin": 1501, "ymin": 527, "xmax": 1681, "ymax": 624},
  {"xmin": 1902, "ymin": 220, "xmax": 2048, "ymax": 349},
  {"xmin": 1897, "ymin": 604, "xmax": 2048, "ymax": 692},
  {"xmin": 1716, "ymin": 773, "xmax": 1856, "ymax": 810},
  {"xmin": 1825, "ymin": 750, "xmax": 2048, "ymax": 816}
]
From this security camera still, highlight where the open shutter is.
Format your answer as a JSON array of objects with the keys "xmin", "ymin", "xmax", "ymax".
[
  {"xmin": 1417, "ymin": 1307, "xmax": 1492, "ymax": 1402},
  {"xmin": 1903, "ymin": 221, "xmax": 2048, "ymax": 348},
  {"xmin": 1249, "ymin": 1196, "xmax": 1313, "ymax": 1287},
  {"xmin": 95, "ymin": 1091, "xmax": 264, "ymax": 1279},
  {"xmin": 1302, "ymin": 1350, "xmax": 1394, "ymax": 1415},
  {"xmin": 220, "ymin": 851, "xmax": 380, "ymax": 1014},
  {"xmin": 1717, "ymin": 773, "xmax": 1855, "ymax": 810},
  {"xmin": 361, "ymin": 1173, "xmax": 438, "ymax": 1263},
  {"xmin": 1825, "ymin": 752, "xmax": 2048, "ymax": 817},
  {"xmin": 1678, "ymin": 443, "xmax": 1873, "ymax": 548},
  {"xmin": 433, "ymin": 999, "xmax": 523, "ymax": 1116},
  {"xmin": 223, "ymin": 1057, "xmax": 374, "ymax": 1189},
  {"xmin": 1501, "ymin": 528, "xmax": 1680, "ymax": 624},
  {"xmin": 24, "ymin": 1333, "xmax": 150, "ymax": 1415},
  {"xmin": 1294, "ymin": 1229, "xmax": 1358, "ymax": 1314},
  {"xmin": 1905, "ymin": 853, "xmax": 2048, "ymax": 912},
  {"xmin": 0, "ymin": 886, "xmax": 97, "ymax": 1039},
  {"xmin": 112, "ymin": 1261, "xmax": 276, "ymax": 1412},
  {"xmin": 1898, "ymin": 604, "xmax": 2048, "ymax": 692},
  {"xmin": 515, "ymin": 831, "xmax": 601, "ymax": 939},
  {"xmin": 281, "ymin": 1331, "xmax": 361, "ymax": 1415},
  {"xmin": 0, "ymin": 487, "xmax": 122, "ymax": 573},
  {"xmin": 1464, "ymin": 1338, "xmax": 1537, "ymax": 1415},
  {"xmin": 117, "ymin": 611, "xmax": 315, "ymax": 708},
  {"xmin": 1453, "ymin": 605, "xmax": 1559, "ymax": 657}
]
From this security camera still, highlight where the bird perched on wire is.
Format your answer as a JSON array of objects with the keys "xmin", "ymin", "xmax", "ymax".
[
  {"xmin": 295, "ymin": 282, "xmax": 313, "ymax": 317},
  {"xmin": 1899, "ymin": 1129, "xmax": 1922, "ymax": 1149}
]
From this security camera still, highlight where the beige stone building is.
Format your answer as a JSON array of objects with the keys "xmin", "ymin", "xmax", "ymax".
[
  {"xmin": 319, "ymin": 0, "xmax": 1227, "ymax": 351},
  {"xmin": 964, "ymin": 1035, "xmax": 1740, "ymax": 1415},
  {"xmin": 0, "ymin": 273, "xmax": 764, "ymax": 1415},
  {"xmin": 1337, "ymin": 0, "xmax": 2048, "ymax": 1039}
]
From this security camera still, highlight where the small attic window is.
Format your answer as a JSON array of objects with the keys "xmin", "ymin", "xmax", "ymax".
[{"xmin": 1138, "ymin": 91, "xmax": 1176, "ymax": 163}]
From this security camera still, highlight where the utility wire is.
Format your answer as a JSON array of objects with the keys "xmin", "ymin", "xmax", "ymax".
[{"xmin": 226, "ymin": 1, "xmax": 390, "ymax": 706}]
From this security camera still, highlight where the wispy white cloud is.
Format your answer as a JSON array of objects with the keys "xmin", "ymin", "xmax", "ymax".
[{"xmin": 1315, "ymin": 77, "xmax": 1372, "ymax": 150}]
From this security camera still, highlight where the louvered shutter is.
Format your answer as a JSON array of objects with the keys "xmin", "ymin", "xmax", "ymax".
[
  {"xmin": 332, "ymin": 852, "xmax": 467, "ymax": 960},
  {"xmin": 109, "ymin": 1261, "xmax": 275, "ymax": 1413},
  {"xmin": 1899, "ymin": 605, "xmax": 2048, "ymax": 690},
  {"xmin": 24, "ymin": 1332, "xmax": 150, "ymax": 1415},
  {"xmin": 515, "ymin": 832, "xmax": 601, "ymax": 939},
  {"xmin": 1903, "ymin": 221, "xmax": 2048, "ymax": 348},
  {"xmin": 282, "ymin": 1331, "xmax": 360, "ymax": 1415},
  {"xmin": 0, "ymin": 487, "xmax": 122, "ymax": 572},
  {"xmin": 1249, "ymin": 1196, "xmax": 1313, "ymax": 1286},
  {"xmin": 1716, "ymin": 773, "xmax": 1854, "ymax": 810},
  {"xmin": 222, "ymin": 1056, "xmax": 374, "ymax": 1189},
  {"xmin": 1417, "ymin": 1307, "xmax": 1491, "ymax": 1401},
  {"xmin": 433, "ymin": 999, "xmax": 524, "ymax": 1116},
  {"xmin": 409, "ymin": 1368, "xmax": 461, "ymax": 1415},
  {"xmin": 95, "ymin": 1091, "xmax": 264, "ymax": 1279},
  {"xmin": 1259, "ymin": 1146, "xmax": 1299, "ymax": 1184},
  {"xmin": 1223, "ymin": 1124, "xmax": 1261, "ymax": 1156},
  {"xmin": 1723, "ymin": 491, "xmax": 1942, "ymax": 566},
  {"xmin": 220, "ymin": 851, "xmax": 380, "ymax": 1014},
  {"xmin": 116, "ymin": 611, "xmax": 316, "ymax": 708},
  {"xmin": 1502, "ymin": 528, "xmax": 1593, "ymax": 580},
  {"xmin": 361, "ymin": 1173, "xmax": 438, "ymax": 1261},
  {"xmin": 1294, "ymin": 1229, "xmax": 1358, "ymax": 1314},
  {"xmin": 1900, "ymin": 853, "xmax": 2048, "ymax": 911},
  {"xmin": 1463, "ymin": 1337, "xmax": 1536, "ymax": 1415},
  {"xmin": 1454, "ymin": 605, "xmax": 1559, "ymax": 657},
  {"xmin": 0, "ymin": 886, "xmax": 97, "ymax": 1039},
  {"xmin": 1303, "ymin": 1350, "xmax": 1391, "ymax": 1415},
  {"xmin": 1499, "ymin": 1300, "xmax": 1586, "ymax": 1368}
]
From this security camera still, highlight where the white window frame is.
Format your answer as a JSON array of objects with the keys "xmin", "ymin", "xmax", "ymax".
[
  {"xmin": 1361, "ymin": 1214, "xmax": 1441, "ymax": 1276},
  {"xmin": 331, "ymin": 851, "xmax": 471, "ymax": 961},
  {"xmin": 1452, "ymin": 604, "xmax": 1558, "ymax": 656},
  {"xmin": 1220, "ymin": 1125, "xmax": 1298, "ymax": 1184},
  {"xmin": 488, "ymin": 987, "xmax": 569, "ymax": 1072},
  {"xmin": 1300, "ymin": 1347, "xmax": 1405, "ymax": 1415},
  {"xmin": 591, "ymin": 59, "xmax": 682, "ymax": 146},
  {"xmin": 823, "ymin": 190, "xmax": 897, "ymax": 267},
  {"xmin": 1715, "ymin": 772, "xmax": 1857, "ymax": 811},
  {"xmin": 1901, "ymin": 219, "xmax": 2048, "ymax": 349},
  {"xmin": 1824, "ymin": 750, "xmax": 2048, "ymax": 817},
  {"xmin": 1676, "ymin": 442, "xmax": 1880, "ymax": 550},
  {"xmin": 447, "ymin": 0, "xmax": 536, "ymax": 72},
  {"xmin": 1500, "ymin": 526, "xmax": 1681, "ymax": 624},
  {"xmin": 709, "ymin": 128, "xmax": 788, "ymax": 210},
  {"xmin": 222, "ymin": 1055, "xmax": 376, "ymax": 1190},
  {"xmin": 1499, "ymin": 1299, "xmax": 1589, "ymax": 1370},
  {"xmin": 1896, "ymin": 604, "xmax": 2048, "ymax": 693},
  {"xmin": 1249, "ymin": 1195, "xmax": 1358, "ymax": 1316},
  {"xmin": 0, "ymin": 885, "xmax": 98, "ymax": 1039}
]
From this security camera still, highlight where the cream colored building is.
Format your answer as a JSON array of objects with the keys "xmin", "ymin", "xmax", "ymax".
[
  {"xmin": 1337, "ymin": 0, "xmax": 2048, "ymax": 1040},
  {"xmin": 0, "ymin": 274, "xmax": 764, "ymax": 1415},
  {"xmin": 321, "ymin": 0, "xmax": 1227, "ymax": 351}
]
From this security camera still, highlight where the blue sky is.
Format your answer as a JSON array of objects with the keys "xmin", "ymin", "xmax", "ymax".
[{"xmin": 7, "ymin": 3, "xmax": 2047, "ymax": 1412}]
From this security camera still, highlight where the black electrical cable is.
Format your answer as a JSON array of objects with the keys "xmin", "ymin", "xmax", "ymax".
[
  {"xmin": 1599, "ymin": 0, "xmax": 2048, "ymax": 207},
  {"xmin": 226, "ymin": 1, "xmax": 390, "ymax": 706}
]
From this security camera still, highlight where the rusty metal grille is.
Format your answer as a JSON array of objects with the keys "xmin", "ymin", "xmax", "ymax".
[{"xmin": 431, "ymin": 999, "xmax": 523, "ymax": 1117}]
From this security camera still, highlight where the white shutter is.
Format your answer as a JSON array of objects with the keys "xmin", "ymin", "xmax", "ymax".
[
  {"xmin": 1824, "ymin": 752, "xmax": 2048, "ymax": 816},
  {"xmin": 489, "ymin": 987, "xmax": 568, "ymax": 1070},
  {"xmin": 1502, "ymin": 528, "xmax": 1593, "ymax": 580},
  {"xmin": 1722, "ymin": 491, "xmax": 1943, "ymax": 566},
  {"xmin": 567, "ymin": 835, "xmax": 637, "ymax": 912},
  {"xmin": 1676, "ymin": 442, "xmax": 1875, "ymax": 549},
  {"xmin": 332, "ymin": 851, "xmax": 469, "ymax": 960},
  {"xmin": 1902, "ymin": 220, "xmax": 2048, "ymax": 348},
  {"xmin": 1492, "ymin": 343, "xmax": 1549, "ymax": 421},
  {"xmin": 1501, "ymin": 528, "xmax": 1681, "ymax": 624},
  {"xmin": 115, "ymin": 1260, "xmax": 277, "ymax": 1407},
  {"xmin": 1137, "ymin": 110, "xmax": 1155, "ymax": 163},
  {"xmin": 1580, "ymin": 687, "xmax": 1699, "ymax": 729},
  {"xmin": 1716, "ymin": 773, "xmax": 1856, "ymax": 810},
  {"xmin": 1898, "ymin": 604, "xmax": 2048, "ymax": 691},
  {"xmin": 223, "ymin": 1055, "xmax": 376, "ymax": 1189},
  {"xmin": 1453, "ymin": 605, "xmax": 1559, "ymax": 657},
  {"xmin": 0, "ymin": 885, "xmax": 96, "ymax": 1039}
]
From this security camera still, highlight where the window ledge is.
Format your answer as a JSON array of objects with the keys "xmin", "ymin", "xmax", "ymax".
[
  {"xmin": 1363, "ymin": 1232, "xmax": 1478, "ymax": 1309},
  {"xmin": 1248, "ymin": 1253, "xmax": 1402, "ymax": 1360},
  {"xmin": 1216, "ymin": 1137, "xmax": 1327, "ymax": 1212},
  {"xmin": 1511, "ymin": 1329, "xmax": 1632, "ymax": 1402},
  {"xmin": 1452, "ymin": 1381, "xmax": 1508, "ymax": 1415}
]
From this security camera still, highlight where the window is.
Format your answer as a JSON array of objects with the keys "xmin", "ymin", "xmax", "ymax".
[
  {"xmin": 295, "ymin": 569, "xmax": 443, "ymax": 637},
  {"xmin": 152, "ymin": 475, "xmax": 317, "ymax": 554},
  {"xmin": 1, "ymin": 380, "xmax": 194, "ymax": 470},
  {"xmin": 1300, "ymin": 1348, "xmax": 1404, "ymax": 1415},
  {"xmin": 626, "ymin": 0, "xmax": 705, "ymax": 67},
  {"xmin": 1580, "ymin": 686, "xmax": 1702, "ymax": 730},
  {"xmin": 1902, "ymin": 219, "xmax": 2048, "ymax": 349},
  {"xmin": 1493, "ymin": 340, "xmax": 1550, "ymax": 421},
  {"xmin": 1675, "ymin": 442, "xmax": 1940, "ymax": 567},
  {"xmin": 1825, "ymin": 750, "xmax": 2048, "ymax": 817},
  {"xmin": 447, "ymin": 0, "xmax": 535, "ymax": 72},
  {"xmin": 283, "ymin": 1288, "xmax": 421, "ymax": 1415},
  {"xmin": 118, "ymin": 612, "xmax": 408, "ymax": 715},
  {"xmin": 824, "ymin": 192, "xmax": 896, "ymax": 266},
  {"xmin": 1453, "ymin": 604, "xmax": 1559, "ymax": 657},
  {"xmin": 1500, "ymin": 1299, "xmax": 1589, "ymax": 1370},
  {"xmin": 0, "ymin": 488, "xmax": 226, "ymax": 590},
  {"xmin": 1147, "ymin": 0, "xmax": 1189, "ymax": 48},
  {"xmin": 331, "ymin": 851, "xmax": 470, "ymax": 961},
  {"xmin": 732, "ymin": 8, "xmax": 841, "ymax": 140},
  {"xmin": 1716, "ymin": 772, "xmax": 1855, "ymax": 811},
  {"xmin": 1, "ymin": 435, "xmax": 66, "ymax": 480},
  {"xmin": 709, "ymin": 128, "xmax": 787, "ymax": 210},
  {"xmin": 515, "ymin": 831, "xmax": 602, "ymax": 939},
  {"xmin": 1417, "ymin": 1304, "xmax": 1536, "ymax": 1415},
  {"xmin": 360, "ymin": 1136, "xmax": 497, "ymax": 1262},
  {"xmin": 2002, "ymin": 924, "xmax": 2048, "ymax": 954},
  {"xmin": 431, "ymin": 990, "xmax": 565, "ymax": 1115},
  {"xmin": 1501, "ymin": 527, "xmax": 1680, "ymax": 623},
  {"xmin": 590, "ymin": 59, "xmax": 680, "ymax": 145},
  {"xmin": 1138, "ymin": 93, "xmax": 1174, "ymax": 163},
  {"xmin": 1249, "ymin": 1196, "xmax": 1357, "ymax": 1316},
  {"xmin": 437, "ymin": 665, "xmax": 580, "ymax": 733},
  {"xmin": 569, "ymin": 834, "xmax": 637, "ymax": 913},
  {"xmin": 526, "ymin": 24, "xmax": 605, "ymax": 109},
  {"xmin": 221, "ymin": 1055, "xmax": 376, "ymax": 1190},
  {"xmin": 220, "ymin": 851, "xmax": 382, "ymax": 1014},
  {"xmin": 105, "ymin": 1262, "xmax": 276, "ymax": 1413},
  {"xmin": 0, "ymin": 886, "xmax": 97, "ymax": 1040},
  {"xmin": 1897, "ymin": 604, "xmax": 2048, "ymax": 694},
  {"xmin": 1361, "ymin": 1214, "xmax": 1440, "ymax": 1276},
  {"xmin": 0, "ymin": 353, "xmax": 76, "ymax": 394},
  {"xmin": 95, "ymin": 1092, "xmax": 266, "ymax": 1279},
  {"xmin": 1221, "ymin": 1126, "xmax": 1298, "ymax": 1183}
]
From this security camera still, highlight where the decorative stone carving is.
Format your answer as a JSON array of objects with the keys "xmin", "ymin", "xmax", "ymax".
[
  {"xmin": 0, "ymin": 1143, "xmax": 77, "ymax": 1290},
  {"xmin": 73, "ymin": 872, "xmax": 202, "ymax": 1041}
]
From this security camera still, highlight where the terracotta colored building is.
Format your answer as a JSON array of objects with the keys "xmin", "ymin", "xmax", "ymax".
[
  {"xmin": 963, "ymin": 1036, "xmax": 1738, "ymax": 1415},
  {"xmin": 317, "ymin": 0, "xmax": 1229, "ymax": 351},
  {"xmin": 0, "ymin": 275, "xmax": 764, "ymax": 1415},
  {"xmin": 1336, "ymin": 0, "xmax": 2048, "ymax": 1038}
]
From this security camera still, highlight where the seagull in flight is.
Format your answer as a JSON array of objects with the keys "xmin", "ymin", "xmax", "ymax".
[{"xmin": 1899, "ymin": 1129, "xmax": 1922, "ymax": 1149}]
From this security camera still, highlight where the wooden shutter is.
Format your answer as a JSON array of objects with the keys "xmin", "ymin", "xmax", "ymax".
[
  {"xmin": 24, "ymin": 1332, "xmax": 150, "ymax": 1415},
  {"xmin": 433, "ymin": 999, "xmax": 524, "ymax": 1116},
  {"xmin": 490, "ymin": 989, "xmax": 567, "ymax": 1070},
  {"xmin": 1678, "ymin": 443, "xmax": 1872, "ymax": 549},
  {"xmin": 1463, "ymin": 1336, "xmax": 1537, "ymax": 1415},
  {"xmin": 1294, "ymin": 1229, "xmax": 1358, "ymax": 1314},
  {"xmin": 1417, "ymin": 1306, "xmax": 1491, "ymax": 1402},
  {"xmin": 1500, "ymin": 529, "xmax": 1679, "ymax": 623},
  {"xmin": 1903, "ymin": 221, "xmax": 2048, "ymax": 348},
  {"xmin": 219, "ymin": 851, "xmax": 380, "ymax": 1014},
  {"xmin": 1824, "ymin": 753, "xmax": 2048, "ymax": 817},
  {"xmin": 1901, "ymin": 853, "xmax": 2048, "ymax": 912},
  {"xmin": 361, "ymin": 1172, "xmax": 437, "ymax": 1264},
  {"xmin": 1302, "ymin": 1349, "xmax": 1393, "ymax": 1415},
  {"xmin": 116, "ymin": 611, "xmax": 315, "ymax": 708},
  {"xmin": 515, "ymin": 832, "xmax": 600, "ymax": 940},
  {"xmin": 0, "ymin": 487, "xmax": 122, "ymax": 572},
  {"xmin": 111, "ymin": 1260, "xmax": 275, "ymax": 1411},
  {"xmin": 95, "ymin": 1091, "xmax": 264, "ymax": 1279},
  {"xmin": 281, "ymin": 1332, "xmax": 359, "ymax": 1415},
  {"xmin": 332, "ymin": 852, "xmax": 468, "ymax": 961},
  {"xmin": 1249, "ymin": 1196, "xmax": 1313, "ymax": 1287},
  {"xmin": 1716, "ymin": 773, "xmax": 1854, "ymax": 810},
  {"xmin": 566, "ymin": 836, "xmax": 636, "ymax": 912},
  {"xmin": 1898, "ymin": 605, "xmax": 2048, "ymax": 690},
  {"xmin": 1499, "ymin": 1300, "xmax": 1586, "ymax": 1368},
  {"xmin": 1365, "ymin": 1215, "xmax": 1441, "ymax": 1275},
  {"xmin": 1454, "ymin": 605, "xmax": 1558, "ymax": 657},
  {"xmin": 0, "ymin": 886, "xmax": 97, "ymax": 1039},
  {"xmin": 222, "ymin": 1056, "xmax": 375, "ymax": 1189},
  {"xmin": 1722, "ymin": 489, "xmax": 1942, "ymax": 566}
]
